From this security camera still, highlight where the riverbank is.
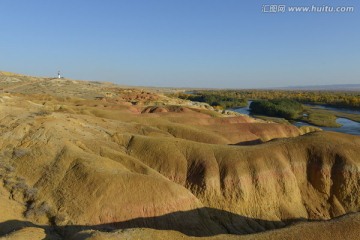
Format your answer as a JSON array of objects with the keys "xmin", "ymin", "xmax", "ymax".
[{"xmin": 233, "ymin": 102, "xmax": 360, "ymax": 135}]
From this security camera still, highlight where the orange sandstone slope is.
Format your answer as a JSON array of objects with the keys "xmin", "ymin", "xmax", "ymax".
[{"xmin": 0, "ymin": 76, "xmax": 359, "ymax": 239}]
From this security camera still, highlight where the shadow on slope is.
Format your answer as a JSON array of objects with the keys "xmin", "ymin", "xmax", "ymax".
[
  {"xmin": 231, "ymin": 139, "xmax": 265, "ymax": 146},
  {"xmin": 0, "ymin": 207, "xmax": 306, "ymax": 239}
]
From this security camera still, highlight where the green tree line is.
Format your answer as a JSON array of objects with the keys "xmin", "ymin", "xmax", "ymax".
[
  {"xmin": 177, "ymin": 92, "xmax": 248, "ymax": 109},
  {"xmin": 181, "ymin": 90, "xmax": 360, "ymax": 109}
]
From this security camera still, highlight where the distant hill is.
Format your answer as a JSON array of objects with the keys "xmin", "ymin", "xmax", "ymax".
[{"xmin": 0, "ymin": 70, "xmax": 26, "ymax": 76}]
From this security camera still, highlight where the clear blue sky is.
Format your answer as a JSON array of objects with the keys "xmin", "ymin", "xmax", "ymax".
[{"xmin": 1, "ymin": 0, "xmax": 359, "ymax": 88}]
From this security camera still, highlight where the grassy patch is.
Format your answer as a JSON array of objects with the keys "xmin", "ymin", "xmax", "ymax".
[
  {"xmin": 302, "ymin": 106, "xmax": 360, "ymax": 127},
  {"xmin": 301, "ymin": 111, "xmax": 341, "ymax": 127},
  {"xmin": 326, "ymin": 111, "xmax": 360, "ymax": 123}
]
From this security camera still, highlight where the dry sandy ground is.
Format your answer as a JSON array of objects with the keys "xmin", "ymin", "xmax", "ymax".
[{"xmin": 0, "ymin": 71, "xmax": 359, "ymax": 239}]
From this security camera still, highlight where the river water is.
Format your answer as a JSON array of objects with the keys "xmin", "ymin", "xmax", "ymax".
[
  {"xmin": 293, "ymin": 118, "xmax": 360, "ymax": 135},
  {"xmin": 306, "ymin": 104, "xmax": 360, "ymax": 115},
  {"xmin": 232, "ymin": 101, "xmax": 360, "ymax": 136}
]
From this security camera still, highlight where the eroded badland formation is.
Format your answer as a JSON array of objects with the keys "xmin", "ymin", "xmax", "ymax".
[{"xmin": 1, "ymin": 71, "xmax": 360, "ymax": 240}]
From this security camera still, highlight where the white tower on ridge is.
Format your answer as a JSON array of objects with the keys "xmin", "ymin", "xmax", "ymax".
[{"xmin": 58, "ymin": 71, "xmax": 61, "ymax": 79}]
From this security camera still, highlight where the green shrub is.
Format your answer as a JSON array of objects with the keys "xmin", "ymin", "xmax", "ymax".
[{"xmin": 250, "ymin": 99, "xmax": 303, "ymax": 119}]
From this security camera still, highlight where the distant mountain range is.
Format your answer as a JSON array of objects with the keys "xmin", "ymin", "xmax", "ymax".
[{"xmin": 280, "ymin": 84, "xmax": 360, "ymax": 91}]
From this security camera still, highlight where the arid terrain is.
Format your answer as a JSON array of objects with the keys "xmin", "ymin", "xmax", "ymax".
[{"xmin": 1, "ymin": 71, "xmax": 360, "ymax": 240}]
